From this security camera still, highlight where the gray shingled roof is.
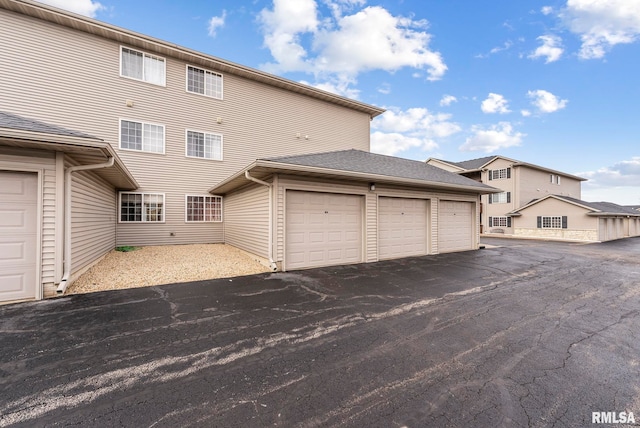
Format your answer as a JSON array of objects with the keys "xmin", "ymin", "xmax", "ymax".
[
  {"xmin": 555, "ymin": 196, "xmax": 640, "ymax": 216},
  {"xmin": 436, "ymin": 155, "xmax": 497, "ymax": 170},
  {"xmin": 0, "ymin": 111, "xmax": 97, "ymax": 139},
  {"xmin": 263, "ymin": 149, "xmax": 494, "ymax": 190}
]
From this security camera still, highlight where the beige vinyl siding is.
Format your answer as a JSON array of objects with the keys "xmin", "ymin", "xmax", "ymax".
[
  {"xmin": 0, "ymin": 147, "xmax": 56, "ymax": 296},
  {"xmin": 224, "ymin": 184, "xmax": 270, "ymax": 259},
  {"xmin": 513, "ymin": 198, "xmax": 599, "ymax": 241},
  {"xmin": 430, "ymin": 199, "xmax": 439, "ymax": 254},
  {"xmin": 517, "ymin": 167, "xmax": 582, "ymax": 205},
  {"xmin": 0, "ymin": 9, "xmax": 372, "ymax": 247},
  {"xmin": 66, "ymin": 157, "xmax": 116, "ymax": 276},
  {"xmin": 365, "ymin": 194, "xmax": 378, "ymax": 262}
]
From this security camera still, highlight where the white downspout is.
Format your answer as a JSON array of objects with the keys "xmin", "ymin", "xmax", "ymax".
[
  {"xmin": 244, "ymin": 171, "xmax": 278, "ymax": 271},
  {"xmin": 57, "ymin": 157, "xmax": 115, "ymax": 294}
]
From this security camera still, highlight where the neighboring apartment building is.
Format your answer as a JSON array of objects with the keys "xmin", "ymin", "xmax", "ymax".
[
  {"xmin": 427, "ymin": 155, "xmax": 640, "ymax": 242},
  {"xmin": 0, "ymin": 0, "xmax": 494, "ymax": 303}
]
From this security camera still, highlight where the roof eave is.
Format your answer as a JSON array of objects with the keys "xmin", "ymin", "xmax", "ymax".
[{"xmin": 512, "ymin": 162, "xmax": 587, "ymax": 181}]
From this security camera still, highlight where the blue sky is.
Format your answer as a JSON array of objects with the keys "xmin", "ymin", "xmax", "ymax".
[{"xmin": 41, "ymin": 0, "xmax": 640, "ymax": 204}]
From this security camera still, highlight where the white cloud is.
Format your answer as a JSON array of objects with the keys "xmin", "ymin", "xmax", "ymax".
[
  {"xmin": 476, "ymin": 40, "xmax": 513, "ymax": 58},
  {"xmin": 481, "ymin": 93, "xmax": 511, "ymax": 114},
  {"xmin": 521, "ymin": 109, "xmax": 532, "ymax": 117},
  {"xmin": 439, "ymin": 94, "xmax": 457, "ymax": 106},
  {"xmin": 208, "ymin": 11, "xmax": 227, "ymax": 37},
  {"xmin": 259, "ymin": 1, "xmax": 446, "ymax": 92},
  {"xmin": 36, "ymin": 0, "xmax": 104, "ymax": 17},
  {"xmin": 527, "ymin": 89, "xmax": 568, "ymax": 113},
  {"xmin": 299, "ymin": 77, "xmax": 360, "ymax": 99},
  {"xmin": 460, "ymin": 122, "xmax": 524, "ymax": 153},
  {"xmin": 541, "ymin": 6, "xmax": 554, "ymax": 15},
  {"xmin": 529, "ymin": 35, "xmax": 564, "ymax": 63},
  {"xmin": 578, "ymin": 157, "xmax": 640, "ymax": 187},
  {"xmin": 560, "ymin": 0, "xmax": 640, "ymax": 59},
  {"xmin": 377, "ymin": 83, "xmax": 391, "ymax": 95},
  {"xmin": 370, "ymin": 107, "xmax": 461, "ymax": 156}
]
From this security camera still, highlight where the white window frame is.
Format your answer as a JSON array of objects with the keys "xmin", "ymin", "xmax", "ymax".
[
  {"xmin": 491, "ymin": 216, "xmax": 509, "ymax": 227},
  {"xmin": 491, "ymin": 192, "xmax": 509, "ymax": 204},
  {"xmin": 186, "ymin": 65, "xmax": 223, "ymax": 100},
  {"xmin": 119, "ymin": 119, "xmax": 165, "ymax": 154},
  {"xmin": 120, "ymin": 46, "xmax": 166, "ymax": 86},
  {"xmin": 541, "ymin": 216, "xmax": 562, "ymax": 229},
  {"xmin": 490, "ymin": 168, "xmax": 510, "ymax": 180},
  {"xmin": 185, "ymin": 195, "xmax": 223, "ymax": 222},
  {"xmin": 119, "ymin": 192, "xmax": 165, "ymax": 223},
  {"xmin": 185, "ymin": 129, "xmax": 223, "ymax": 160}
]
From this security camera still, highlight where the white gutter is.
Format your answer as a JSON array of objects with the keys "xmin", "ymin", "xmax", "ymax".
[
  {"xmin": 244, "ymin": 171, "xmax": 278, "ymax": 272},
  {"xmin": 57, "ymin": 157, "xmax": 115, "ymax": 294}
]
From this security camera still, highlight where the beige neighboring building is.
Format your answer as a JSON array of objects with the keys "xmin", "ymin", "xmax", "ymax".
[
  {"xmin": 0, "ymin": 0, "xmax": 495, "ymax": 303},
  {"xmin": 427, "ymin": 155, "xmax": 585, "ymax": 234}
]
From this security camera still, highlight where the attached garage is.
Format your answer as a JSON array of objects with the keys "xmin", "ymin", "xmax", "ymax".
[
  {"xmin": 0, "ymin": 171, "xmax": 38, "ymax": 301},
  {"xmin": 378, "ymin": 197, "xmax": 428, "ymax": 259},
  {"xmin": 438, "ymin": 200, "xmax": 474, "ymax": 252},
  {"xmin": 286, "ymin": 191, "xmax": 363, "ymax": 270},
  {"xmin": 212, "ymin": 150, "xmax": 494, "ymax": 271}
]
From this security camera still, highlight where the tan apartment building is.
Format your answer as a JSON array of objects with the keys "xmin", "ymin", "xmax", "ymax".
[
  {"xmin": 0, "ymin": 0, "xmax": 495, "ymax": 303},
  {"xmin": 427, "ymin": 156, "xmax": 640, "ymax": 242}
]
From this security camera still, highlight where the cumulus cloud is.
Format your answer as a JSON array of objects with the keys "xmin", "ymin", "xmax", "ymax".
[
  {"xmin": 370, "ymin": 107, "xmax": 461, "ymax": 156},
  {"xmin": 208, "ymin": 11, "xmax": 227, "ymax": 37},
  {"xmin": 521, "ymin": 109, "xmax": 532, "ymax": 117},
  {"xmin": 527, "ymin": 89, "xmax": 568, "ymax": 113},
  {"xmin": 529, "ymin": 35, "xmax": 564, "ymax": 63},
  {"xmin": 559, "ymin": 0, "xmax": 640, "ymax": 59},
  {"xmin": 541, "ymin": 6, "xmax": 554, "ymax": 15},
  {"xmin": 459, "ymin": 122, "xmax": 524, "ymax": 153},
  {"xmin": 439, "ymin": 94, "xmax": 457, "ymax": 106},
  {"xmin": 36, "ymin": 0, "xmax": 104, "ymax": 17},
  {"xmin": 258, "ymin": 1, "xmax": 446, "ymax": 92},
  {"xmin": 481, "ymin": 93, "xmax": 511, "ymax": 114},
  {"xmin": 578, "ymin": 157, "xmax": 640, "ymax": 187}
]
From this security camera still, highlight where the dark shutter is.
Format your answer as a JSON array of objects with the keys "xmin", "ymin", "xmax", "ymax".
[
  {"xmin": 507, "ymin": 192, "xmax": 511, "ymax": 203},
  {"xmin": 507, "ymin": 217, "xmax": 512, "ymax": 228},
  {"xmin": 489, "ymin": 217, "xmax": 493, "ymax": 227},
  {"xmin": 507, "ymin": 167, "xmax": 511, "ymax": 178},
  {"xmin": 562, "ymin": 216, "xmax": 568, "ymax": 229},
  {"xmin": 537, "ymin": 216, "xmax": 542, "ymax": 228},
  {"xmin": 488, "ymin": 170, "xmax": 493, "ymax": 181}
]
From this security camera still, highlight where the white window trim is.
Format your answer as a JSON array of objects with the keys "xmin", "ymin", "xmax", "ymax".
[
  {"xmin": 184, "ymin": 194, "xmax": 223, "ymax": 223},
  {"xmin": 185, "ymin": 129, "xmax": 223, "ymax": 161},
  {"xmin": 491, "ymin": 216, "xmax": 509, "ymax": 227},
  {"xmin": 490, "ymin": 168, "xmax": 510, "ymax": 180},
  {"xmin": 120, "ymin": 46, "xmax": 166, "ymax": 87},
  {"xmin": 119, "ymin": 118, "xmax": 166, "ymax": 155},
  {"xmin": 185, "ymin": 65, "xmax": 224, "ymax": 100},
  {"xmin": 491, "ymin": 191, "xmax": 509, "ymax": 204},
  {"xmin": 541, "ymin": 215, "xmax": 563, "ymax": 229},
  {"xmin": 118, "ymin": 192, "xmax": 166, "ymax": 223}
]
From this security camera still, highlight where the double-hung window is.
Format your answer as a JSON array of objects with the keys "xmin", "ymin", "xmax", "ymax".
[
  {"xmin": 120, "ymin": 193, "xmax": 165, "ymax": 223},
  {"xmin": 121, "ymin": 47, "xmax": 166, "ymax": 86},
  {"xmin": 185, "ymin": 195, "xmax": 222, "ymax": 222},
  {"xmin": 120, "ymin": 120, "xmax": 165, "ymax": 154},
  {"xmin": 186, "ymin": 65, "xmax": 223, "ymax": 99},
  {"xmin": 186, "ymin": 130, "xmax": 222, "ymax": 160},
  {"xmin": 489, "ymin": 191, "xmax": 511, "ymax": 204},
  {"xmin": 488, "ymin": 168, "xmax": 511, "ymax": 180}
]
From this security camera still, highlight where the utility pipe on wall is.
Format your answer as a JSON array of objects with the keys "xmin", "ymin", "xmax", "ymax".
[
  {"xmin": 57, "ymin": 157, "xmax": 115, "ymax": 294},
  {"xmin": 244, "ymin": 171, "xmax": 278, "ymax": 272}
]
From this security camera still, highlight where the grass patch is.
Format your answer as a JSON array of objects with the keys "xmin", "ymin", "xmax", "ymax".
[{"xmin": 115, "ymin": 246, "xmax": 137, "ymax": 252}]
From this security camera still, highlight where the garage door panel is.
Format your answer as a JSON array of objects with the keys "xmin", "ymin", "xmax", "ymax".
[
  {"xmin": 439, "ymin": 200, "xmax": 474, "ymax": 252},
  {"xmin": 0, "ymin": 171, "xmax": 37, "ymax": 301},
  {"xmin": 378, "ymin": 197, "xmax": 427, "ymax": 260},
  {"xmin": 286, "ymin": 191, "xmax": 363, "ymax": 270}
]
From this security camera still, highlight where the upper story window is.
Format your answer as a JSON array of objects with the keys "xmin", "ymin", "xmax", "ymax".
[
  {"xmin": 186, "ymin": 130, "xmax": 223, "ymax": 160},
  {"xmin": 488, "ymin": 167, "xmax": 511, "ymax": 180},
  {"xmin": 186, "ymin": 65, "xmax": 223, "ymax": 99},
  {"xmin": 550, "ymin": 174, "xmax": 561, "ymax": 185},
  {"xmin": 489, "ymin": 191, "xmax": 511, "ymax": 204},
  {"xmin": 120, "ymin": 119, "xmax": 165, "ymax": 154},
  {"xmin": 185, "ymin": 195, "xmax": 222, "ymax": 222},
  {"xmin": 121, "ymin": 47, "xmax": 166, "ymax": 86},
  {"xmin": 119, "ymin": 192, "xmax": 164, "ymax": 223}
]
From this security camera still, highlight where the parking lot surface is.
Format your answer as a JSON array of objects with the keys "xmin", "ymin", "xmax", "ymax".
[{"xmin": 1, "ymin": 237, "xmax": 639, "ymax": 427}]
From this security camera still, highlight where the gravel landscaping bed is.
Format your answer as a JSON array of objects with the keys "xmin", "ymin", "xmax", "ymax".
[{"xmin": 67, "ymin": 244, "xmax": 270, "ymax": 294}]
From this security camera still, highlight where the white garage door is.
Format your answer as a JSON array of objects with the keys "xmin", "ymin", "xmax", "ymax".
[
  {"xmin": 378, "ymin": 197, "xmax": 427, "ymax": 259},
  {"xmin": 438, "ymin": 200, "xmax": 474, "ymax": 253},
  {"xmin": 286, "ymin": 191, "xmax": 363, "ymax": 270},
  {"xmin": 0, "ymin": 171, "xmax": 38, "ymax": 301}
]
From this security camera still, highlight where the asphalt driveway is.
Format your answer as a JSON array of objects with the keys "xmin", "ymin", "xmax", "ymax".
[{"xmin": 1, "ymin": 238, "xmax": 639, "ymax": 427}]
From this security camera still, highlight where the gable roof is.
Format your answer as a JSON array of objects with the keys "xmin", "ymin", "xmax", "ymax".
[
  {"xmin": 0, "ymin": 111, "xmax": 137, "ymax": 189},
  {"xmin": 1, "ymin": 0, "xmax": 384, "ymax": 119},
  {"xmin": 210, "ymin": 149, "xmax": 497, "ymax": 194},
  {"xmin": 510, "ymin": 194, "xmax": 640, "ymax": 217},
  {"xmin": 429, "ymin": 156, "xmax": 498, "ymax": 171}
]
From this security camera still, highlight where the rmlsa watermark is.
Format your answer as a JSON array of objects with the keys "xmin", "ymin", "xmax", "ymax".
[{"xmin": 592, "ymin": 411, "xmax": 635, "ymax": 424}]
